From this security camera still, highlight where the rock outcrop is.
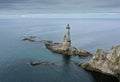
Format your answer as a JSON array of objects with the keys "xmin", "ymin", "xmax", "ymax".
[
  {"xmin": 45, "ymin": 41, "xmax": 92, "ymax": 57},
  {"xmin": 44, "ymin": 24, "xmax": 92, "ymax": 57},
  {"xmin": 78, "ymin": 45, "xmax": 120, "ymax": 81},
  {"xmin": 28, "ymin": 61, "xmax": 56, "ymax": 66},
  {"xmin": 23, "ymin": 36, "xmax": 36, "ymax": 42},
  {"xmin": 22, "ymin": 24, "xmax": 92, "ymax": 57}
]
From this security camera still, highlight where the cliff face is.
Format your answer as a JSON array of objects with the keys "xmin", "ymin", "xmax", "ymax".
[{"xmin": 79, "ymin": 45, "xmax": 120, "ymax": 80}]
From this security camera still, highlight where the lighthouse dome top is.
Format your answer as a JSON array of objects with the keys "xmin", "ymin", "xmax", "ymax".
[{"xmin": 66, "ymin": 24, "xmax": 70, "ymax": 29}]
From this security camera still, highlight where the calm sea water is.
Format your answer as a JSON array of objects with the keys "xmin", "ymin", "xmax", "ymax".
[{"xmin": 0, "ymin": 18, "xmax": 119, "ymax": 82}]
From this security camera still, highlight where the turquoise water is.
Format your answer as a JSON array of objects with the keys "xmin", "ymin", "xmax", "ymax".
[{"xmin": 0, "ymin": 18, "xmax": 120, "ymax": 82}]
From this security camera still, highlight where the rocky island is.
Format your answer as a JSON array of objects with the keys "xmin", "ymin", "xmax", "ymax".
[
  {"xmin": 78, "ymin": 45, "xmax": 120, "ymax": 81},
  {"xmin": 22, "ymin": 24, "xmax": 92, "ymax": 57},
  {"xmin": 45, "ymin": 24, "xmax": 92, "ymax": 57},
  {"xmin": 22, "ymin": 24, "xmax": 120, "ymax": 81}
]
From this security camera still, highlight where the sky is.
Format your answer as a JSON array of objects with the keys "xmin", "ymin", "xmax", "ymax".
[{"xmin": 0, "ymin": 0, "xmax": 120, "ymax": 18}]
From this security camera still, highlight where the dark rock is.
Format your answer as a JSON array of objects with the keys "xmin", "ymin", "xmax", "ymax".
[
  {"xmin": 45, "ymin": 42, "xmax": 92, "ymax": 57},
  {"xmin": 23, "ymin": 36, "xmax": 36, "ymax": 42},
  {"xmin": 29, "ymin": 61, "xmax": 56, "ymax": 66},
  {"xmin": 30, "ymin": 61, "xmax": 41, "ymax": 66}
]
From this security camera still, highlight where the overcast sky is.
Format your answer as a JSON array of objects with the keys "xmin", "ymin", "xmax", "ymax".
[{"xmin": 0, "ymin": 0, "xmax": 120, "ymax": 18}]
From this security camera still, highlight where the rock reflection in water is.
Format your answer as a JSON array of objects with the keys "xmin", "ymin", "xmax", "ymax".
[
  {"xmin": 62, "ymin": 55, "xmax": 71, "ymax": 64},
  {"xmin": 88, "ymin": 71, "xmax": 119, "ymax": 82}
]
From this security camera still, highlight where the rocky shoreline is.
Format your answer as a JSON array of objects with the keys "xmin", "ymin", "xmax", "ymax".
[
  {"xmin": 23, "ymin": 35, "xmax": 120, "ymax": 81},
  {"xmin": 77, "ymin": 45, "xmax": 120, "ymax": 81},
  {"xmin": 22, "ymin": 24, "xmax": 119, "ymax": 81},
  {"xmin": 23, "ymin": 24, "xmax": 92, "ymax": 57},
  {"xmin": 22, "ymin": 36, "xmax": 92, "ymax": 57},
  {"xmin": 45, "ymin": 41, "xmax": 92, "ymax": 57},
  {"xmin": 44, "ymin": 24, "xmax": 92, "ymax": 57}
]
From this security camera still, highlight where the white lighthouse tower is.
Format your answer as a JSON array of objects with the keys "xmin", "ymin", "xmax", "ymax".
[{"xmin": 63, "ymin": 24, "xmax": 71, "ymax": 47}]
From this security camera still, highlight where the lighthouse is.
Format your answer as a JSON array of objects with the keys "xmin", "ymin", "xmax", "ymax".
[{"xmin": 63, "ymin": 24, "xmax": 71, "ymax": 47}]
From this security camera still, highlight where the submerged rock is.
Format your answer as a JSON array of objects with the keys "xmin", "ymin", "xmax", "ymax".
[{"xmin": 78, "ymin": 45, "xmax": 120, "ymax": 81}]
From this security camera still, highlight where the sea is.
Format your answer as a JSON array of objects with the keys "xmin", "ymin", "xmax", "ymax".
[{"xmin": 0, "ymin": 18, "xmax": 119, "ymax": 82}]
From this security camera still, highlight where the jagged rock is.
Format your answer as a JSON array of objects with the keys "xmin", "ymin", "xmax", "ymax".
[
  {"xmin": 23, "ymin": 36, "xmax": 36, "ymax": 42},
  {"xmin": 78, "ymin": 45, "xmax": 120, "ymax": 81},
  {"xmin": 79, "ymin": 49, "xmax": 93, "ymax": 57},
  {"xmin": 30, "ymin": 61, "xmax": 41, "ymax": 66},
  {"xmin": 45, "ymin": 41, "xmax": 92, "ymax": 57}
]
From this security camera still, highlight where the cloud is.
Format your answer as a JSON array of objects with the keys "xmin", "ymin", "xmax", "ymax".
[
  {"xmin": 0, "ymin": 13, "xmax": 120, "ymax": 19},
  {"xmin": 0, "ymin": 0, "xmax": 120, "ymax": 14}
]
